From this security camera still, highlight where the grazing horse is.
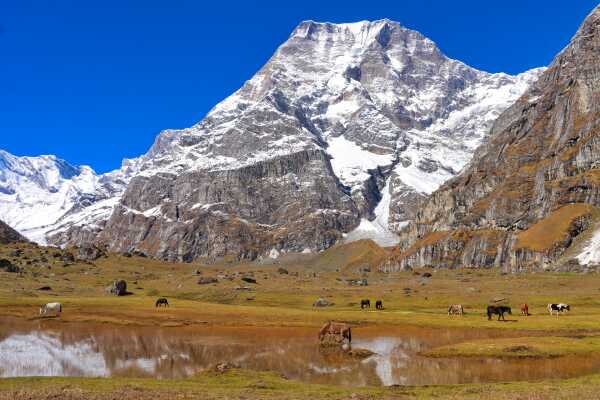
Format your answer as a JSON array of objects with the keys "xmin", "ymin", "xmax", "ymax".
[
  {"xmin": 375, "ymin": 300, "xmax": 383, "ymax": 310},
  {"xmin": 318, "ymin": 321, "xmax": 352, "ymax": 343},
  {"xmin": 487, "ymin": 305, "xmax": 512, "ymax": 321},
  {"xmin": 360, "ymin": 299, "xmax": 370, "ymax": 309},
  {"xmin": 447, "ymin": 304, "xmax": 464, "ymax": 315},
  {"xmin": 520, "ymin": 304, "xmax": 529, "ymax": 316},
  {"xmin": 39, "ymin": 302, "xmax": 62, "ymax": 317},
  {"xmin": 155, "ymin": 297, "xmax": 169, "ymax": 307},
  {"xmin": 548, "ymin": 303, "xmax": 570, "ymax": 316}
]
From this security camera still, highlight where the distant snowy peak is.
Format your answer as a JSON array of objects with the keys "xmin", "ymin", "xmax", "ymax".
[
  {"xmin": 0, "ymin": 150, "xmax": 83, "ymax": 194},
  {"xmin": 0, "ymin": 149, "xmax": 138, "ymax": 243}
]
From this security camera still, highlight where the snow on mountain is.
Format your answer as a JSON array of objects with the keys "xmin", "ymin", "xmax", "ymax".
[
  {"xmin": 112, "ymin": 19, "xmax": 543, "ymax": 248},
  {"xmin": 577, "ymin": 226, "xmax": 600, "ymax": 265},
  {"xmin": 0, "ymin": 150, "xmax": 138, "ymax": 244},
  {"xmin": 1, "ymin": 20, "xmax": 544, "ymax": 251}
]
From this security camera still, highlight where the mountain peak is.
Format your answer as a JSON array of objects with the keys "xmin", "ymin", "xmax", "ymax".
[{"xmin": 290, "ymin": 19, "xmax": 404, "ymax": 44}]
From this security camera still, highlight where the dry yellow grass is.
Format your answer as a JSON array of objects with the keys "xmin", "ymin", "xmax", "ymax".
[{"xmin": 515, "ymin": 203, "xmax": 598, "ymax": 252}]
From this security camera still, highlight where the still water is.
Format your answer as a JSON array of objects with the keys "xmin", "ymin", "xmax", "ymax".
[{"xmin": 1, "ymin": 318, "xmax": 599, "ymax": 386}]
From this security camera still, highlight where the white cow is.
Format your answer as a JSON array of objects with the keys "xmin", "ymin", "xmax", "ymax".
[
  {"xmin": 548, "ymin": 303, "xmax": 570, "ymax": 316},
  {"xmin": 39, "ymin": 302, "xmax": 62, "ymax": 317}
]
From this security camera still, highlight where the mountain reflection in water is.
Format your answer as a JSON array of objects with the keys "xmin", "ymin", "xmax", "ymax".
[{"xmin": 1, "ymin": 318, "xmax": 600, "ymax": 387}]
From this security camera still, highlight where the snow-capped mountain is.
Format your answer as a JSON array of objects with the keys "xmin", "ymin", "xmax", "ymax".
[
  {"xmin": 1, "ymin": 20, "xmax": 543, "ymax": 259},
  {"xmin": 0, "ymin": 150, "xmax": 139, "ymax": 244}
]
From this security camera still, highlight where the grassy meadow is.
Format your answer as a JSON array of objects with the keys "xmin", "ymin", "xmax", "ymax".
[{"xmin": 2, "ymin": 240, "xmax": 600, "ymax": 398}]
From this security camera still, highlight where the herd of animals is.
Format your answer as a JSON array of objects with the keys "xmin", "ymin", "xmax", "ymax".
[
  {"xmin": 447, "ymin": 303, "xmax": 572, "ymax": 320},
  {"xmin": 38, "ymin": 298, "xmax": 572, "ymax": 320},
  {"xmin": 37, "ymin": 297, "xmax": 573, "ymax": 351}
]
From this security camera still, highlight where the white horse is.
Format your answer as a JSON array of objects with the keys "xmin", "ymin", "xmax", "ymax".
[{"xmin": 39, "ymin": 302, "xmax": 62, "ymax": 317}]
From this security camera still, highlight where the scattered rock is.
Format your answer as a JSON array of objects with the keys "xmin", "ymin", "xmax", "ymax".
[
  {"xmin": 77, "ymin": 244, "xmax": 106, "ymax": 261},
  {"xmin": 348, "ymin": 279, "xmax": 368, "ymax": 286},
  {"xmin": 312, "ymin": 298, "xmax": 333, "ymax": 307},
  {"xmin": 0, "ymin": 259, "xmax": 20, "ymax": 273},
  {"xmin": 197, "ymin": 277, "xmax": 218, "ymax": 285},
  {"xmin": 106, "ymin": 280, "xmax": 128, "ymax": 296},
  {"xmin": 61, "ymin": 252, "xmax": 75, "ymax": 263},
  {"xmin": 214, "ymin": 362, "xmax": 239, "ymax": 373},
  {"xmin": 10, "ymin": 249, "xmax": 24, "ymax": 257}
]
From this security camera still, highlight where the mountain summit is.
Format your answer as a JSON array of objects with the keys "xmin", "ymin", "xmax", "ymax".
[{"xmin": 0, "ymin": 20, "xmax": 542, "ymax": 261}]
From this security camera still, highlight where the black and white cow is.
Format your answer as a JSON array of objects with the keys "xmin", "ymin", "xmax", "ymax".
[{"xmin": 548, "ymin": 303, "xmax": 570, "ymax": 316}]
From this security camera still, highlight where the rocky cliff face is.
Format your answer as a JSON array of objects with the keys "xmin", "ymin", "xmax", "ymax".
[
  {"xmin": 0, "ymin": 220, "xmax": 27, "ymax": 245},
  {"xmin": 383, "ymin": 6, "xmax": 600, "ymax": 272},
  {"xmin": 1, "ymin": 20, "xmax": 541, "ymax": 261}
]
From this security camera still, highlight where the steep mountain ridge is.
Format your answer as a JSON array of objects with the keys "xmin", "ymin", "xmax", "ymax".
[
  {"xmin": 0, "ymin": 20, "xmax": 542, "ymax": 261},
  {"xmin": 0, "ymin": 219, "xmax": 28, "ymax": 244},
  {"xmin": 382, "ymin": 6, "xmax": 600, "ymax": 272}
]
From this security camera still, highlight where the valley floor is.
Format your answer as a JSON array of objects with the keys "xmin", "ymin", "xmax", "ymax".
[{"xmin": 2, "ymin": 241, "xmax": 600, "ymax": 398}]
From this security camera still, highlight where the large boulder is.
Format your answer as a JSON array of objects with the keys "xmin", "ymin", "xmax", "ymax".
[
  {"xmin": 197, "ymin": 276, "xmax": 218, "ymax": 285},
  {"xmin": 0, "ymin": 258, "xmax": 20, "ymax": 273},
  {"xmin": 77, "ymin": 243, "xmax": 106, "ymax": 261},
  {"xmin": 106, "ymin": 280, "xmax": 127, "ymax": 296}
]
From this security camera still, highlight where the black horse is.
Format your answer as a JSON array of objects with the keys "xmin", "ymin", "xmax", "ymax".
[
  {"xmin": 155, "ymin": 297, "xmax": 169, "ymax": 307},
  {"xmin": 487, "ymin": 305, "xmax": 511, "ymax": 321},
  {"xmin": 375, "ymin": 300, "xmax": 383, "ymax": 310},
  {"xmin": 361, "ymin": 299, "xmax": 371, "ymax": 309}
]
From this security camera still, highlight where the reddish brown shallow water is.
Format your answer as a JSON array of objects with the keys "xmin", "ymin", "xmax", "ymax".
[{"xmin": 1, "ymin": 317, "xmax": 600, "ymax": 386}]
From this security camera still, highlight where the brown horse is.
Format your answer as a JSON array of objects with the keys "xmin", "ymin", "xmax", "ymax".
[{"xmin": 318, "ymin": 321, "xmax": 352, "ymax": 343}]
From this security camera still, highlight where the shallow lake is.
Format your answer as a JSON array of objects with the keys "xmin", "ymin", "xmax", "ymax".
[{"xmin": 1, "ymin": 317, "xmax": 600, "ymax": 386}]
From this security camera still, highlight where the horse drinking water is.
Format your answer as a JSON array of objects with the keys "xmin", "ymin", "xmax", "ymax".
[{"xmin": 318, "ymin": 321, "xmax": 352, "ymax": 344}]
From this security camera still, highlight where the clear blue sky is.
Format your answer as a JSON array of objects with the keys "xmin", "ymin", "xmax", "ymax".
[{"xmin": 1, "ymin": 1, "xmax": 597, "ymax": 173}]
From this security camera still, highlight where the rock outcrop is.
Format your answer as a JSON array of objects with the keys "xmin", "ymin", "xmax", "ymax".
[
  {"xmin": 383, "ymin": 6, "xmax": 600, "ymax": 272},
  {"xmin": 106, "ymin": 280, "xmax": 127, "ymax": 296},
  {"xmin": 0, "ymin": 219, "xmax": 27, "ymax": 245}
]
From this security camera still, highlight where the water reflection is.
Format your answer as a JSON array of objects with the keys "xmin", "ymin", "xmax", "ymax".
[{"xmin": 1, "ymin": 318, "xmax": 600, "ymax": 387}]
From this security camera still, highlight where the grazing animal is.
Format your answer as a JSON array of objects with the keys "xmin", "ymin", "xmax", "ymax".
[
  {"xmin": 155, "ymin": 297, "xmax": 169, "ymax": 307},
  {"xmin": 487, "ymin": 305, "xmax": 512, "ymax": 321},
  {"xmin": 447, "ymin": 304, "xmax": 464, "ymax": 315},
  {"xmin": 520, "ymin": 304, "xmax": 529, "ymax": 316},
  {"xmin": 548, "ymin": 303, "xmax": 570, "ymax": 316},
  {"xmin": 318, "ymin": 321, "xmax": 352, "ymax": 343},
  {"xmin": 39, "ymin": 302, "xmax": 62, "ymax": 317},
  {"xmin": 360, "ymin": 299, "xmax": 371, "ymax": 309},
  {"xmin": 375, "ymin": 300, "xmax": 383, "ymax": 310}
]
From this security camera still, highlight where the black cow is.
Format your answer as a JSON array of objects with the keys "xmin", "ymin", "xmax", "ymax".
[
  {"xmin": 548, "ymin": 303, "xmax": 570, "ymax": 316},
  {"xmin": 487, "ymin": 305, "xmax": 511, "ymax": 321},
  {"xmin": 375, "ymin": 300, "xmax": 383, "ymax": 310},
  {"xmin": 155, "ymin": 297, "xmax": 169, "ymax": 307},
  {"xmin": 361, "ymin": 299, "xmax": 370, "ymax": 309}
]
